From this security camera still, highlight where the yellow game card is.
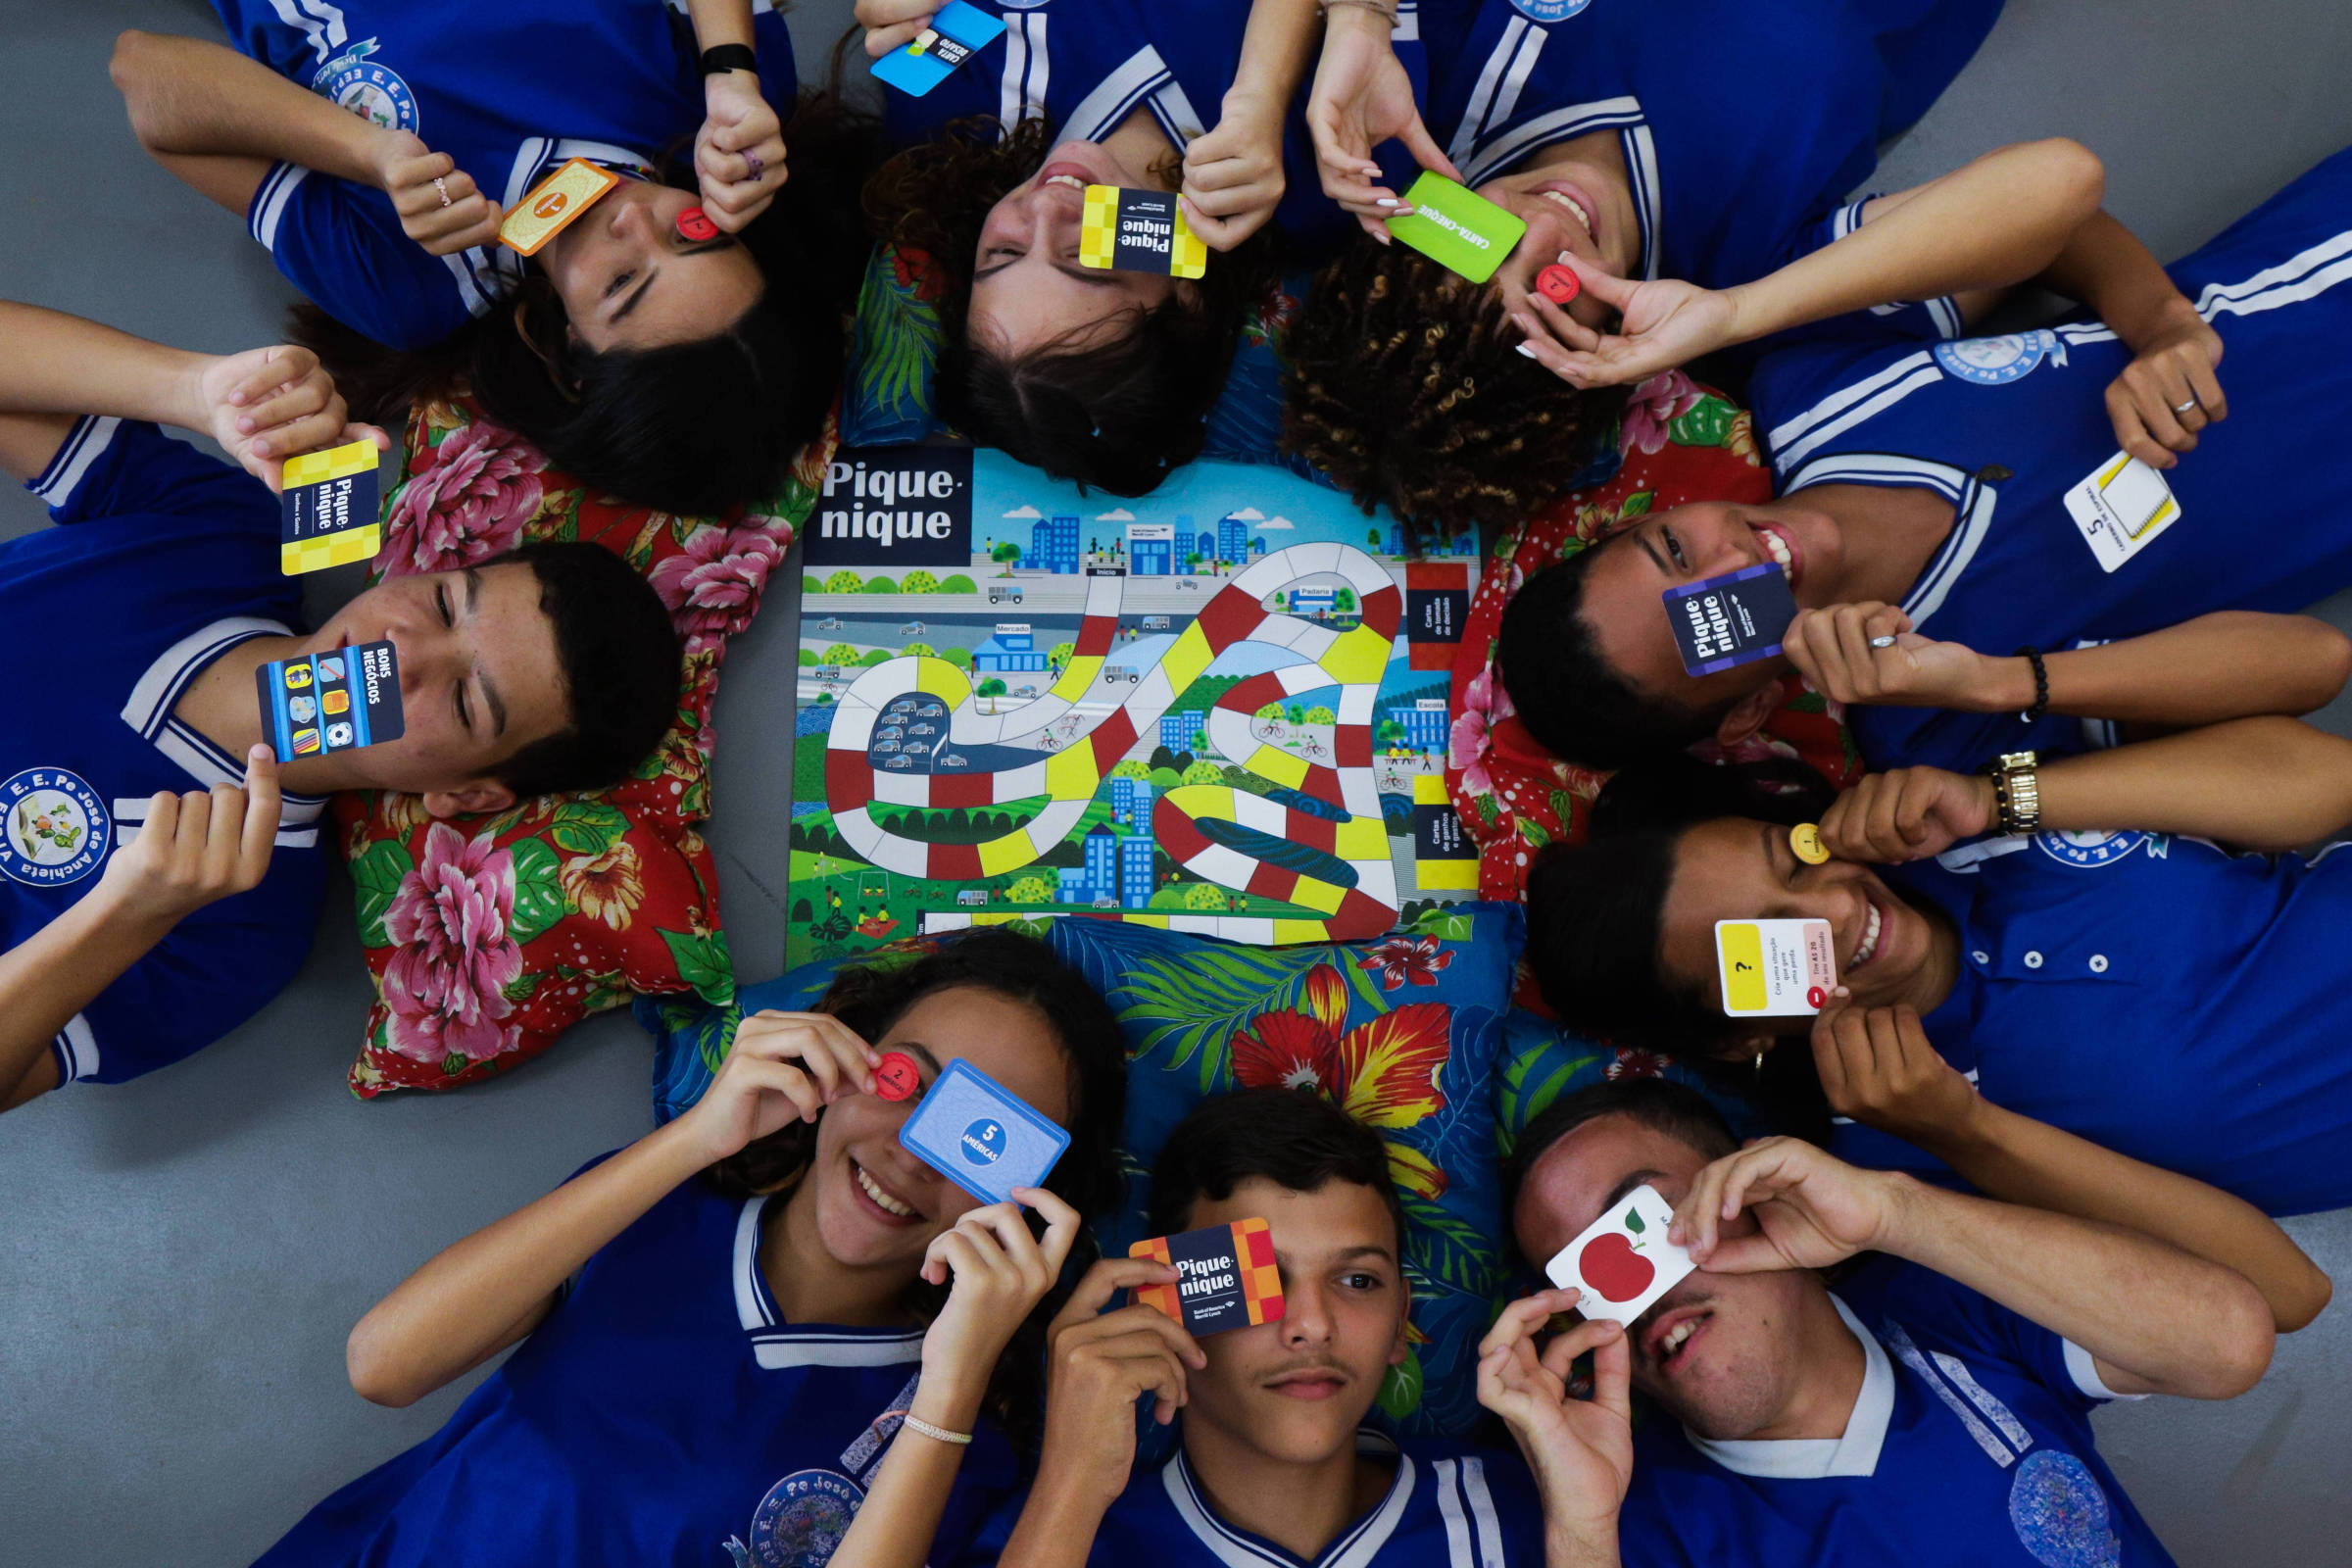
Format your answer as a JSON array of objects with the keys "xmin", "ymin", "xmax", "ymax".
[
  {"xmin": 1715, "ymin": 918, "xmax": 1837, "ymax": 1016},
  {"xmin": 498, "ymin": 159, "xmax": 621, "ymax": 257},
  {"xmin": 1079, "ymin": 185, "xmax": 1207, "ymax": 279}
]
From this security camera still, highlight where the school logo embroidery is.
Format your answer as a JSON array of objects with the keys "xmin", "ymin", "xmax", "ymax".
[
  {"xmin": 0, "ymin": 768, "xmax": 110, "ymax": 889},
  {"xmin": 311, "ymin": 38, "xmax": 420, "ymax": 134},
  {"xmin": 1511, "ymin": 0, "xmax": 1593, "ymax": 19},
  {"xmin": 724, "ymin": 1468, "xmax": 865, "ymax": 1568},
  {"xmin": 961, "ymin": 1117, "xmax": 1007, "ymax": 1165},
  {"xmin": 2035, "ymin": 828, "xmax": 2149, "ymax": 868},
  {"xmin": 1934, "ymin": 329, "xmax": 2068, "ymax": 385},
  {"xmin": 2007, "ymin": 1450, "xmax": 2122, "ymax": 1568}
]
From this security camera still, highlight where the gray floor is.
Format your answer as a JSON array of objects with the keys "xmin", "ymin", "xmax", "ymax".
[{"xmin": 0, "ymin": 2, "xmax": 2346, "ymax": 1563}]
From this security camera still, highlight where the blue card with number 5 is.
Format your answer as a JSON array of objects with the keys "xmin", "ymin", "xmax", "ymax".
[{"xmin": 898, "ymin": 1057, "xmax": 1069, "ymax": 1206}]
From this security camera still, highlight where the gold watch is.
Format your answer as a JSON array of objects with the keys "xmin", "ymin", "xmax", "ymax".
[{"xmin": 1979, "ymin": 750, "xmax": 2041, "ymax": 835}]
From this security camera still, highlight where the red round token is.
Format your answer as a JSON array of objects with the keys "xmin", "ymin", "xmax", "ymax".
[
  {"xmin": 1806, "ymin": 986, "xmax": 1827, "ymax": 1009},
  {"xmin": 676, "ymin": 206, "xmax": 719, "ymax": 242},
  {"xmin": 873, "ymin": 1052, "xmax": 920, "ymax": 1102},
  {"xmin": 1537, "ymin": 264, "xmax": 1581, "ymax": 305}
]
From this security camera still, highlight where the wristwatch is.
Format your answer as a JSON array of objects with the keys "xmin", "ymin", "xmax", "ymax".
[
  {"xmin": 699, "ymin": 43, "xmax": 758, "ymax": 76},
  {"xmin": 1979, "ymin": 750, "xmax": 2042, "ymax": 836}
]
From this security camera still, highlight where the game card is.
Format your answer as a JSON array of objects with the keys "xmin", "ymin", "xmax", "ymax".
[
  {"xmin": 1080, "ymin": 186, "xmax": 1208, "ymax": 279},
  {"xmin": 1664, "ymin": 563, "xmax": 1798, "ymax": 677},
  {"xmin": 898, "ymin": 1057, "xmax": 1069, "ymax": 1207},
  {"xmin": 2064, "ymin": 451, "xmax": 2181, "ymax": 572},
  {"xmin": 1129, "ymin": 1219, "xmax": 1286, "ymax": 1338},
  {"xmin": 279, "ymin": 438, "xmax": 382, "ymax": 575},
  {"xmin": 1385, "ymin": 172, "xmax": 1526, "ymax": 285},
  {"xmin": 254, "ymin": 641, "xmax": 406, "ymax": 760},
  {"xmin": 1715, "ymin": 917, "xmax": 1836, "ymax": 1016},
  {"xmin": 870, "ymin": 0, "xmax": 1006, "ymax": 96},
  {"xmin": 498, "ymin": 158, "xmax": 621, "ymax": 256},
  {"xmin": 1543, "ymin": 1184, "xmax": 1696, "ymax": 1325}
]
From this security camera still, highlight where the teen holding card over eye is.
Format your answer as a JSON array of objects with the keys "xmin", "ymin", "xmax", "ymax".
[
  {"xmin": 1500, "ymin": 1078, "xmax": 2278, "ymax": 1568},
  {"xmin": 858, "ymin": 0, "xmax": 1433, "ymax": 494},
  {"xmin": 1495, "ymin": 145, "xmax": 2352, "ymax": 778},
  {"xmin": 0, "ymin": 298, "xmax": 678, "ymax": 1107},
  {"xmin": 110, "ymin": 1, "xmax": 874, "ymax": 516},
  {"xmin": 983, "ymin": 1088, "xmax": 1627, "ymax": 1568},
  {"xmin": 254, "ymin": 932, "xmax": 1127, "ymax": 1567},
  {"xmin": 1521, "ymin": 717, "xmax": 2352, "ymax": 1223}
]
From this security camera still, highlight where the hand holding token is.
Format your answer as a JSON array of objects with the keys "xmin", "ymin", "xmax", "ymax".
[
  {"xmin": 1817, "ymin": 765, "xmax": 1995, "ymax": 863},
  {"xmin": 675, "ymin": 1009, "xmax": 880, "ymax": 1163},
  {"xmin": 697, "ymin": 71, "xmax": 788, "ymax": 232},
  {"xmin": 1509, "ymin": 255, "xmax": 1742, "ymax": 390}
]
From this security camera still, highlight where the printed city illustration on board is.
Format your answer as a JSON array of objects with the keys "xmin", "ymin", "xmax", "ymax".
[{"xmin": 787, "ymin": 449, "xmax": 1480, "ymax": 965}]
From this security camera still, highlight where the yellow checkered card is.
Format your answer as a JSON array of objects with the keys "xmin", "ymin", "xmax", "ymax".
[
  {"xmin": 1080, "ymin": 185, "xmax": 1207, "ymax": 279},
  {"xmin": 278, "ymin": 437, "xmax": 382, "ymax": 576}
]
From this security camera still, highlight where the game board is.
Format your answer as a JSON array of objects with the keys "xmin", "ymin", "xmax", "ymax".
[{"xmin": 788, "ymin": 449, "xmax": 1479, "ymax": 965}]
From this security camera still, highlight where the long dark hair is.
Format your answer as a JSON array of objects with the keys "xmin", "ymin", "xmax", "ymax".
[
  {"xmin": 702, "ymin": 930, "xmax": 1128, "ymax": 1453},
  {"xmin": 1525, "ymin": 755, "xmax": 1839, "ymax": 1143},
  {"xmin": 862, "ymin": 115, "xmax": 1284, "ymax": 495},
  {"xmin": 293, "ymin": 88, "xmax": 878, "ymax": 517}
]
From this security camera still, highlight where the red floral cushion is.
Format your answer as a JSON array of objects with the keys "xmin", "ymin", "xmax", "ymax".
[
  {"xmin": 1446, "ymin": 371, "xmax": 1861, "ymax": 908},
  {"xmin": 330, "ymin": 395, "xmax": 832, "ymax": 1095}
]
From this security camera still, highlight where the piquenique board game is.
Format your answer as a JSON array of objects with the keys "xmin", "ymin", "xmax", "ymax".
[{"xmin": 786, "ymin": 448, "xmax": 1482, "ymax": 966}]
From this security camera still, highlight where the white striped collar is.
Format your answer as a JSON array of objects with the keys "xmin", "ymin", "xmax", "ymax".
[
  {"xmin": 1161, "ymin": 1430, "xmax": 1418, "ymax": 1568},
  {"xmin": 998, "ymin": 9, "xmax": 1051, "ymax": 134},
  {"xmin": 731, "ymin": 1197, "xmax": 928, "ymax": 1370},
  {"xmin": 1766, "ymin": 350, "xmax": 1939, "ymax": 474},
  {"xmin": 1780, "ymin": 453, "xmax": 1995, "ymax": 632},
  {"xmin": 1066, "ymin": 45, "xmax": 1181, "ymax": 147},
  {"xmin": 117, "ymin": 617, "xmax": 326, "ymax": 820},
  {"xmin": 1687, "ymin": 1295, "xmax": 1892, "ymax": 1480},
  {"xmin": 1454, "ymin": 97, "xmax": 1659, "ymax": 284}
]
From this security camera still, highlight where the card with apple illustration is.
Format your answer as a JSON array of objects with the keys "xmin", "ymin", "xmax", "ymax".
[{"xmin": 1543, "ymin": 1183, "xmax": 1696, "ymax": 1325}]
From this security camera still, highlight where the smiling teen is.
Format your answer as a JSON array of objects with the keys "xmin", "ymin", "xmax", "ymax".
[
  {"xmin": 0, "ymin": 301, "xmax": 675, "ymax": 1109},
  {"xmin": 253, "ymin": 933, "xmax": 1127, "ymax": 1567},
  {"xmin": 986, "ymin": 1088, "xmax": 1626, "ymax": 1568},
  {"xmin": 1501, "ymin": 1078, "xmax": 2278, "ymax": 1568},
  {"xmin": 110, "ymin": 0, "xmax": 873, "ymax": 516}
]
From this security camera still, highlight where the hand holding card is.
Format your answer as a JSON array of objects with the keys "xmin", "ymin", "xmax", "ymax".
[
  {"xmin": 1129, "ymin": 1220, "xmax": 1286, "ymax": 1338},
  {"xmin": 898, "ymin": 1058, "xmax": 1069, "ymax": 1206},
  {"xmin": 870, "ymin": 0, "xmax": 1005, "ymax": 96},
  {"xmin": 1544, "ymin": 1184, "xmax": 1696, "ymax": 1325}
]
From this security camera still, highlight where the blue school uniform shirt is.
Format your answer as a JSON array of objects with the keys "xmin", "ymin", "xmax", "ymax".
[
  {"xmin": 4, "ymin": 417, "xmax": 328, "ymax": 1086},
  {"xmin": 1427, "ymin": 0, "xmax": 1998, "ymax": 356},
  {"xmin": 1746, "ymin": 144, "xmax": 2352, "ymax": 773},
  {"xmin": 255, "ymin": 1173, "xmax": 1020, "ymax": 1567},
  {"xmin": 212, "ymin": 0, "xmax": 801, "ymax": 350},
  {"xmin": 989, "ymin": 1429, "xmax": 1544, "ymax": 1568},
  {"xmin": 882, "ymin": 0, "xmax": 1431, "ymax": 257},
  {"xmin": 1619, "ymin": 1260, "xmax": 2167, "ymax": 1568},
  {"xmin": 1826, "ymin": 827, "xmax": 2352, "ymax": 1217}
]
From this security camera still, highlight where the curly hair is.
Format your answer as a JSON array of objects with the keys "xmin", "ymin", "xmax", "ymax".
[
  {"xmin": 700, "ymin": 930, "xmax": 1128, "ymax": 1458},
  {"xmin": 1283, "ymin": 237, "xmax": 1622, "ymax": 548},
  {"xmin": 862, "ymin": 116, "xmax": 1283, "ymax": 495}
]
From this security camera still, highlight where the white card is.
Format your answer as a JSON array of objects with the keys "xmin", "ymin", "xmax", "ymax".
[
  {"xmin": 1543, "ymin": 1184, "xmax": 1697, "ymax": 1324},
  {"xmin": 1715, "ymin": 917, "xmax": 1836, "ymax": 1016},
  {"xmin": 2064, "ymin": 452, "xmax": 2180, "ymax": 572}
]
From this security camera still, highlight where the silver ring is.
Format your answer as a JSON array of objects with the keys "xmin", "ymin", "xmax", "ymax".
[
  {"xmin": 2171, "ymin": 398, "xmax": 2197, "ymax": 414},
  {"xmin": 1869, "ymin": 635, "xmax": 1897, "ymax": 649},
  {"xmin": 432, "ymin": 175, "xmax": 451, "ymax": 209}
]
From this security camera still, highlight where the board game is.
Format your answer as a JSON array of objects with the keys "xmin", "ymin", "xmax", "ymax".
[{"xmin": 786, "ymin": 448, "xmax": 1481, "ymax": 966}]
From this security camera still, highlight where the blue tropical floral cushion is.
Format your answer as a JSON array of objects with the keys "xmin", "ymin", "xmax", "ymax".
[{"xmin": 1048, "ymin": 905, "xmax": 1520, "ymax": 1441}]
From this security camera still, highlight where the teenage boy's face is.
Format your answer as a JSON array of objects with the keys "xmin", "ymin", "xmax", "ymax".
[
  {"xmin": 1514, "ymin": 1115, "xmax": 1812, "ymax": 1442},
  {"xmin": 1178, "ymin": 1177, "xmax": 1409, "ymax": 1468},
  {"xmin": 969, "ymin": 139, "xmax": 1193, "ymax": 362},
  {"xmin": 298, "ymin": 564, "xmax": 569, "ymax": 812},
  {"xmin": 1572, "ymin": 500, "xmax": 1843, "ymax": 721}
]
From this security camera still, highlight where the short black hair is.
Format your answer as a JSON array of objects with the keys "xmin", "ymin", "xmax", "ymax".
[
  {"xmin": 1496, "ymin": 544, "xmax": 1730, "ymax": 770},
  {"xmin": 1505, "ymin": 1077, "xmax": 1739, "ymax": 1233},
  {"xmin": 486, "ymin": 542, "xmax": 681, "ymax": 798},
  {"xmin": 1148, "ymin": 1087, "xmax": 1404, "ymax": 1256}
]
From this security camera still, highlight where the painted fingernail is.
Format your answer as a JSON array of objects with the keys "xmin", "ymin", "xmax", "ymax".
[
  {"xmin": 1514, "ymin": 344, "xmax": 1539, "ymax": 360},
  {"xmin": 1375, "ymin": 197, "xmax": 1399, "ymax": 208}
]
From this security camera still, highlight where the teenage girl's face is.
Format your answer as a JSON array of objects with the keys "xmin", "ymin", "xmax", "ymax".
[
  {"xmin": 1177, "ymin": 1177, "xmax": 1409, "ymax": 1469},
  {"xmin": 1571, "ymin": 499, "xmax": 1844, "ymax": 719},
  {"xmin": 1658, "ymin": 818, "xmax": 1938, "ymax": 1034},
  {"xmin": 805, "ymin": 987, "xmax": 1074, "ymax": 1275},
  {"xmin": 968, "ymin": 139, "xmax": 1193, "ymax": 361},
  {"xmin": 1478, "ymin": 128, "xmax": 1643, "ymax": 332},
  {"xmin": 296, "ymin": 563, "xmax": 569, "ymax": 811},
  {"xmin": 537, "ymin": 178, "xmax": 764, "ymax": 354}
]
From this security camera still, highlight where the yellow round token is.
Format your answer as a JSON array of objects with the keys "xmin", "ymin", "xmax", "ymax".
[{"xmin": 1790, "ymin": 823, "xmax": 1830, "ymax": 864}]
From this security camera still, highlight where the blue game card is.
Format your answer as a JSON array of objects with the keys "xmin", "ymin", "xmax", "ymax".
[
  {"xmin": 898, "ymin": 1057, "xmax": 1069, "ymax": 1206},
  {"xmin": 870, "ymin": 1, "xmax": 1006, "ymax": 96},
  {"xmin": 254, "ymin": 640, "xmax": 406, "ymax": 760},
  {"xmin": 1663, "ymin": 563, "xmax": 1798, "ymax": 676}
]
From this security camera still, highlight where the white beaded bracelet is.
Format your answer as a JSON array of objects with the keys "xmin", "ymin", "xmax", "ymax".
[{"xmin": 903, "ymin": 1413, "xmax": 974, "ymax": 1446}]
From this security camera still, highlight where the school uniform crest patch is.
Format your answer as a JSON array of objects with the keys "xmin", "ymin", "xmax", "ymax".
[
  {"xmin": 725, "ymin": 1468, "xmax": 866, "ymax": 1568},
  {"xmin": 2034, "ymin": 828, "xmax": 2150, "ymax": 868},
  {"xmin": 0, "ymin": 768, "xmax": 109, "ymax": 888},
  {"xmin": 1933, "ymin": 329, "xmax": 2068, "ymax": 385},
  {"xmin": 312, "ymin": 38, "xmax": 420, "ymax": 133},
  {"xmin": 1510, "ymin": 0, "xmax": 1593, "ymax": 18}
]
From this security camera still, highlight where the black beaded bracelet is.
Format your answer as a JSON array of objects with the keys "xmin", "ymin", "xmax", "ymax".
[{"xmin": 2013, "ymin": 646, "xmax": 2048, "ymax": 724}]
